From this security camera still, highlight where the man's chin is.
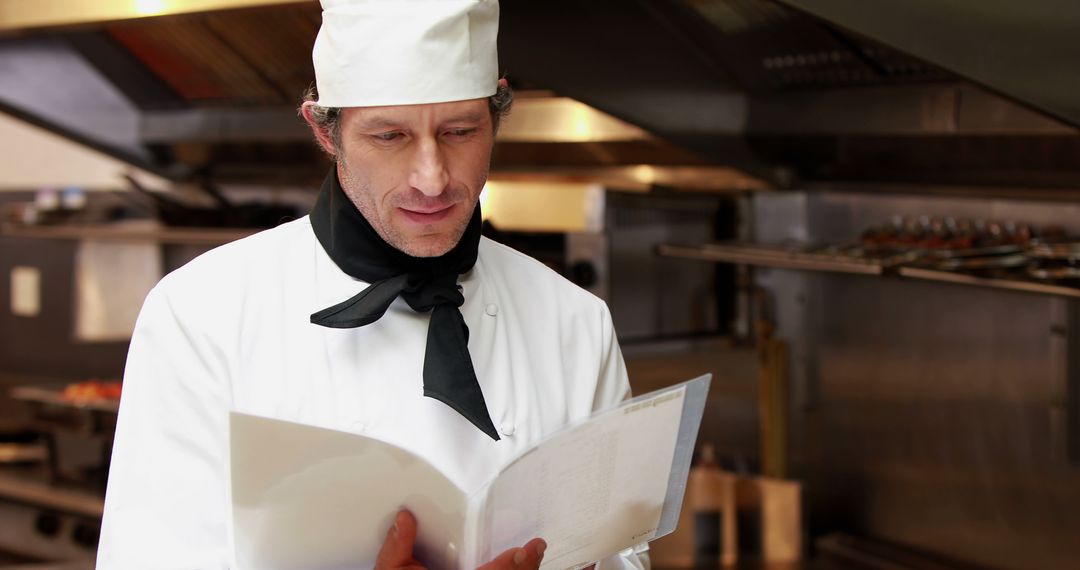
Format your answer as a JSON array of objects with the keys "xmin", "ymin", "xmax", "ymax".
[
  {"xmin": 379, "ymin": 213, "xmax": 473, "ymax": 257},
  {"xmin": 390, "ymin": 233, "xmax": 459, "ymax": 258}
]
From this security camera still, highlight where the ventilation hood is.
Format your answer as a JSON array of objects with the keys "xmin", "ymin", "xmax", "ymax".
[{"xmin": 0, "ymin": 0, "xmax": 1076, "ymax": 192}]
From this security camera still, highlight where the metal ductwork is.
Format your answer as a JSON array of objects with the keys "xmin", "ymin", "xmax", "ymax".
[{"xmin": 775, "ymin": 0, "xmax": 1080, "ymax": 129}]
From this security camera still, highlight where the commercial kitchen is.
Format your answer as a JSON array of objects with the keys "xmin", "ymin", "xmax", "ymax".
[{"xmin": 0, "ymin": 0, "xmax": 1078, "ymax": 568}]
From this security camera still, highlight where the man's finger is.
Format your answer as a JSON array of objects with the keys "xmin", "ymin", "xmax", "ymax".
[
  {"xmin": 375, "ymin": 509, "xmax": 421, "ymax": 569},
  {"xmin": 477, "ymin": 537, "xmax": 546, "ymax": 570}
]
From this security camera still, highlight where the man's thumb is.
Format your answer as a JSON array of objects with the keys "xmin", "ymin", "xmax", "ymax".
[{"xmin": 375, "ymin": 509, "xmax": 419, "ymax": 568}]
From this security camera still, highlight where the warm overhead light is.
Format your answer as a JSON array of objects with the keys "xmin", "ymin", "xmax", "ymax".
[
  {"xmin": 571, "ymin": 104, "xmax": 594, "ymax": 141},
  {"xmin": 134, "ymin": 0, "xmax": 169, "ymax": 16},
  {"xmin": 479, "ymin": 181, "xmax": 603, "ymax": 233},
  {"xmin": 631, "ymin": 165, "xmax": 657, "ymax": 185},
  {"xmin": 0, "ymin": 0, "xmax": 307, "ymax": 31},
  {"xmin": 495, "ymin": 97, "xmax": 653, "ymax": 143}
]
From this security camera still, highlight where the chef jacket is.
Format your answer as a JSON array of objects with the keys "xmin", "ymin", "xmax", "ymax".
[{"xmin": 97, "ymin": 217, "xmax": 648, "ymax": 569}]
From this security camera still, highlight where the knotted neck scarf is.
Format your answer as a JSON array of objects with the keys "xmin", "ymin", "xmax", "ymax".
[{"xmin": 309, "ymin": 169, "xmax": 500, "ymax": 441}]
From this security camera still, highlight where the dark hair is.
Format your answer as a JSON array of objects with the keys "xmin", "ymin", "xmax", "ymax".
[{"xmin": 300, "ymin": 82, "xmax": 514, "ymax": 160}]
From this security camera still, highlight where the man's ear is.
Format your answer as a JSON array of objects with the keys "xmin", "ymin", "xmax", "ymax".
[
  {"xmin": 497, "ymin": 77, "xmax": 508, "ymax": 89},
  {"xmin": 300, "ymin": 101, "xmax": 338, "ymax": 157}
]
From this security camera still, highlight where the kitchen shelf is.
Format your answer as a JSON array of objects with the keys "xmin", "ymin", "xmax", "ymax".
[
  {"xmin": 656, "ymin": 243, "xmax": 900, "ymax": 276},
  {"xmin": 659, "ymin": 242, "xmax": 1080, "ymax": 300},
  {"xmin": 0, "ymin": 223, "xmax": 256, "ymax": 246},
  {"xmin": 0, "ymin": 469, "xmax": 103, "ymax": 519},
  {"xmin": 9, "ymin": 387, "xmax": 119, "ymax": 414},
  {"xmin": 897, "ymin": 266, "xmax": 1080, "ymax": 299}
]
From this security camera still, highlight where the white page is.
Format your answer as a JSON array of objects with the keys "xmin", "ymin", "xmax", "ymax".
[
  {"xmin": 470, "ymin": 386, "xmax": 687, "ymax": 569},
  {"xmin": 230, "ymin": 413, "xmax": 467, "ymax": 570}
]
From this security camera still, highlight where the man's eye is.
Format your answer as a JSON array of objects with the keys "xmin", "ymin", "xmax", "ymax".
[
  {"xmin": 374, "ymin": 132, "xmax": 402, "ymax": 142},
  {"xmin": 446, "ymin": 128, "xmax": 476, "ymax": 138}
]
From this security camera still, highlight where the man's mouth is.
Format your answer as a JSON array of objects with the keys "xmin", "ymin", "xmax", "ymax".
[{"xmin": 398, "ymin": 203, "xmax": 455, "ymax": 224}]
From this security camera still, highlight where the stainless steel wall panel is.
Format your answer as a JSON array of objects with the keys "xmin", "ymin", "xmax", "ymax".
[
  {"xmin": 753, "ymin": 193, "xmax": 814, "ymax": 409},
  {"xmin": 754, "ymin": 189, "xmax": 1080, "ymax": 568},
  {"xmin": 607, "ymin": 193, "xmax": 721, "ymax": 340},
  {"xmin": 805, "ymin": 273, "xmax": 1080, "ymax": 568}
]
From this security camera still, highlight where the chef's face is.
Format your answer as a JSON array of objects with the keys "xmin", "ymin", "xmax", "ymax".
[{"xmin": 326, "ymin": 99, "xmax": 493, "ymax": 258}]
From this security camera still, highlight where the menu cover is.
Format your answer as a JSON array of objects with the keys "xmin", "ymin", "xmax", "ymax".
[{"xmin": 230, "ymin": 374, "xmax": 710, "ymax": 570}]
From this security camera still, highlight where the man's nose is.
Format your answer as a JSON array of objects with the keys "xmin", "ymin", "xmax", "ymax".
[{"xmin": 408, "ymin": 137, "xmax": 450, "ymax": 197}]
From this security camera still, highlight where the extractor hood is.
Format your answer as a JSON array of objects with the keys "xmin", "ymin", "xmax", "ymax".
[{"xmin": 0, "ymin": 0, "xmax": 1077, "ymax": 191}]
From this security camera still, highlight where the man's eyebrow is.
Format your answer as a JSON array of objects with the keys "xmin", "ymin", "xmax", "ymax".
[
  {"xmin": 354, "ymin": 119, "xmax": 401, "ymax": 132},
  {"xmin": 354, "ymin": 113, "xmax": 416, "ymax": 131},
  {"xmin": 440, "ymin": 111, "xmax": 486, "ymax": 125},
  {"xmin": 352, "ymin": 112, "xmax": 487, "ymax": 131}
]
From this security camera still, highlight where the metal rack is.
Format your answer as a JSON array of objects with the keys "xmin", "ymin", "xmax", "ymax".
[
  {"xmin": 897, "ymin": 266, "xmax": 1080, "ymax": 299},
  {"xmin": 658, "ymin": 242, "xmax": 1080, "ymax": 299},
  {"xmin": 0, "ymin": 470, "xmax": 103, "ymax": 519},
  {"xmin": 656, "ymin": 243, "xmax": 890, "ymax": 275},
  {"xmin": 0, "ymin": 223, "xmax": 255, "ymax": 246}
]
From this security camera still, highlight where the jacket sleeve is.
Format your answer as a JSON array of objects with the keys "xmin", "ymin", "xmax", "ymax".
[
  {"xmin": 590, "ymin": 302, "xmax": 651, "ymax": 570},
  {"xmin": 97, "ymin": 281, "xmax": 233, "ymax": 569}
]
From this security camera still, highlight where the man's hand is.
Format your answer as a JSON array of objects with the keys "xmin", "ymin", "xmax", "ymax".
[
  {"xmin": 476, "ymin": 536, "xmax": 546, "ymax": 570},
  {"xmin": 376, "ymin": 509, "xmax": 546, "ymax": 570},
  {"xmin": 375, "ymin": 510, "xmax": 425, "ymax": 569}
]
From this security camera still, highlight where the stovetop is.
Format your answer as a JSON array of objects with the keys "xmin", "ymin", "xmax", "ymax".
[{"xmin": 0, "ymin": 464, "xmax": 102, "ymax": 564}]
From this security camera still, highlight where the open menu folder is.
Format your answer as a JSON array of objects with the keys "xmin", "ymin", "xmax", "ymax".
[{"xmin": 230, "ymin": 374, "xmax": 710, "ymax": 570}]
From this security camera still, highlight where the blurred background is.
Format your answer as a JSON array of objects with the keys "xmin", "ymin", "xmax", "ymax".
[{"xmin": 0, "ymin": 0, "xmax": 1078, "ymax": 568}]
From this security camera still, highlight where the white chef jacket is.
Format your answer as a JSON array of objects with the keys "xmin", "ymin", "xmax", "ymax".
[{"xmin": 97, "ymin": 217, "xmax": 648, "ymax": 569}]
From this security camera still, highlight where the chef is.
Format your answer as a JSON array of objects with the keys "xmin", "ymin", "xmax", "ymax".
[{"xmin": 97, "ymin": 0, "xmax": 646, "ymax": 568}]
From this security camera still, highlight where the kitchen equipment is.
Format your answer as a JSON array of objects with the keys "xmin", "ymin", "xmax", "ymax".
[
  {"xmin": 1029, "ymin": 241, "xmax": 1080, "ymax": 260},
  {"xmin": 0, "ymin": 444, "xmax": 48, "ymax": 465},
  {"xmin": 9, "ymin": 387, "xmax": 118, "ymax": 489},
  {"xmin": 1025, "ymin": 239, "xmax": 1080, "ymax": 282},
  {"xmin": 930, "ymin": 244, "xmax": 1025, "ymax": 259},
  {"xmin": 1028, "ymin": 266, "xmax": 1080, "ymax": 280},
  {"xmin": 0, "ymin": 391, "xmax": 108, "ymax": 564},
  {"xmin": 0, "ymin": 429, "xmax": 47, "ymax": 466},
  {"xmin": 123, "ymin": 174, "xmax": 299, "ymax": 228},
  {"xmin": 649, "ymin": 443, "xmax": 737, "ymax": 568},
  {"xmin": 735, "ymin": 476, "xmax": 803, "ymax": 564},
  {"xmin": 933, "ymin": 254, "xmax": 1030, "ymax": 273}
]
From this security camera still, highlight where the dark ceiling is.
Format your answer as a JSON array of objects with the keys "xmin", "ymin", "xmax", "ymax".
[{"xmin": 0, "ymin": 0, "xmax": 1077, "ymax": 189}]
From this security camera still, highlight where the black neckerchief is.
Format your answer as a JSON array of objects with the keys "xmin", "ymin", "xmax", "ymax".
[{"xmin": 309, "ymin": 168, "xmax": 499, "ymax": 441}]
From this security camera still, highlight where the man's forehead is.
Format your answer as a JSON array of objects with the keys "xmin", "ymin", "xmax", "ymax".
[{"xmin": 344, "ymin": 99, "xmax": 490, "ymax": 128}]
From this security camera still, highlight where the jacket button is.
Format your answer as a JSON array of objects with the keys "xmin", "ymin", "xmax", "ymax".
[
  {"xmin": 500, "ymin": 422, "xmax": 515, "ymax": 437},
  {"xmin": 485, "ymin": 303, "xmax": 498, "ymax": 316}
]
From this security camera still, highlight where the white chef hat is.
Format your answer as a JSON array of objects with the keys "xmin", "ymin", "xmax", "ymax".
[{"xmin": 313, "ymin": 0, "xmax": 500, "ymax": 108}]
